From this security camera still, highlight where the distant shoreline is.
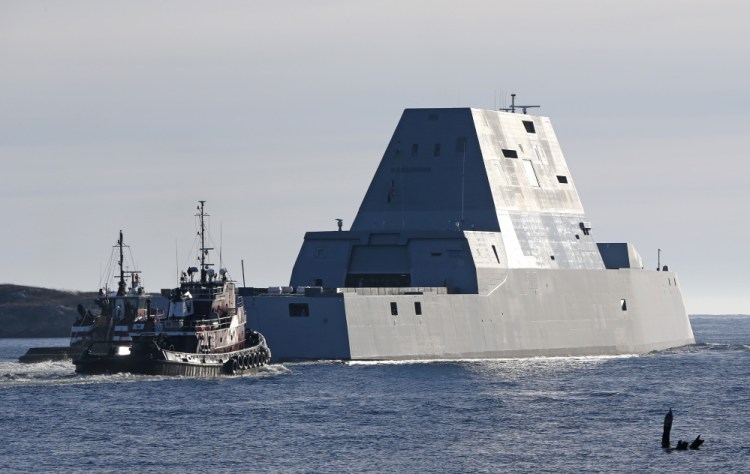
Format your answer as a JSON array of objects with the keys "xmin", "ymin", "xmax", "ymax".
[{"xmin": 0, "ymin": 284, "xmax": 166, "ymax": 338}]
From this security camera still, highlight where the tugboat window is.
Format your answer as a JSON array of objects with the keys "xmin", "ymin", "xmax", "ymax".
[
  {"xmin": 411, "ymin": 144, "xmax": 419, "ymax": 157},
  {"xmin": 557, "ymin": 175, "xmax": 568, "ymax": 183},
  {"xmin": 289, "ymin": 303, "xmax": 310, "ymax": 317},
  {"xmin": 390, "ymin": 302, "xmax": 398, "ymax": 316},
  {"xmin": 415, "ymin": 302, "xmax": 422, "ymax": 315},
  {"xmin": 502, "ymin": 149, "xmax": 518, "ymax": 158},
  {"xmin": 523, "ymin": 120, "xmax": 536, "ymax": 133}
]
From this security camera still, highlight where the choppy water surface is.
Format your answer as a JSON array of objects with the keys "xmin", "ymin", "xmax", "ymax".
[{"xmin": 1, "ymin": 316, "xmax": 748, "ymax": 473}]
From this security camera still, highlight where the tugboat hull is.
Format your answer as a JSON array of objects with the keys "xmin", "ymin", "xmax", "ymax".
[
  {"xmin": 72, "ymin": 341, "xmax": 138, "ymax": 374},
  {"xmin": 75, "ymin": 341, "xmax": 271, "ymax": 377},
  {"xmin": 127, "ymin": 345, "xmax": 271, "ymax": 377},
  {"xmin": 19, "ymin": 346, "xmax": 83, "ymax": 364}
]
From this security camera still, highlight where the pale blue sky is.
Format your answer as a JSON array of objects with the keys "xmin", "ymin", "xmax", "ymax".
[{"xmin": 1, "ymin": 1, "xmax": 748, "ymax": 313}]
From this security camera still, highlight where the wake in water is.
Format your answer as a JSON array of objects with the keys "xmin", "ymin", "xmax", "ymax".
[
  {"xmin": 694, "ymin": 342, "xmax": 750, "ymax": 351},
  {"xmin": 347, "ymin": 353, "xmax": 639, "ymax": 366},
  {"xmin": 1, "ymin": 359, "xmax": 84, "ymax": 388},
  {"xmin": 254, "ymin": 363, "xmax": 293, "ymax": 377},
  {"xmin": 658, "ymin": 342, "xmax": 750, "ymax": 356},
  {"xmin": 0, "ymin": 359, "xmax": 291, "ymax": 388}
]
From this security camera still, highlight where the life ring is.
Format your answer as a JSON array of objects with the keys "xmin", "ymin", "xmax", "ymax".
[
  {"xmin": 242, "ymin": 354, "xmax": 250, "ymax": 369},
  {"xmin": 253, "ymin": 353, "xmax": 259, "ymax": 367}
]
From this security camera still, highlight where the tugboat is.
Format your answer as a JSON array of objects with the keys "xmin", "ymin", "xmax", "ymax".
[
  {"xmin": 19, "ymin": 231, "xmax": 153, "ymax": 363},
  {"xmin": 75, "ymin": 201, "xmax": 271, "ymax": 376}
]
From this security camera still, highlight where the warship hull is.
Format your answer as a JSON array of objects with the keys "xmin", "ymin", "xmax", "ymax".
[{"xmin": 248, "ymin": 268, "xmax": 693, "ymax": 361}]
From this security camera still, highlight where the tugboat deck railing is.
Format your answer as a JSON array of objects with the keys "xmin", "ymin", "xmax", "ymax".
[{"xmin": 160, "ymin": 314, "xmax": 237, "ymax": 331}]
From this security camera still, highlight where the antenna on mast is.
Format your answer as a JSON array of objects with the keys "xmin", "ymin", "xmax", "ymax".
[{"xmin": 498, "ymin": 93, "xmax": 541, "ymax": 114}]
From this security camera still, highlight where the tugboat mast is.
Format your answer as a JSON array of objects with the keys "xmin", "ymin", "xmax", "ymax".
[
  {"xmin": 117, "ymin": 230, "xmax": 127, "ymax": 296},
  {"xmin": 115, "ymin": 230, "xmax": 141, "ymax": 295},
  {"xmin": 197, "ymin": 201, "xmax": 213, "ymax": 284}
]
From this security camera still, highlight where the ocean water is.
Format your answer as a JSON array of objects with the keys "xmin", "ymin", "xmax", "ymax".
[{"xmin": 1, "ymin": 315, "xmax": 748, "ymax": 473}]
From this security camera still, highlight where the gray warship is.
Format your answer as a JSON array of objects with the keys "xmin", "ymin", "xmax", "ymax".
[{"xmin": 246, "ymin": 104, "xmax": 695, "ymax": 361}]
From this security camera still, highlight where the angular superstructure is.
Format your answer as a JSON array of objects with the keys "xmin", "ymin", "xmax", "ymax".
[{"xmin": 247, "ymin": 108, "xmax": 694, "ymax": 361}]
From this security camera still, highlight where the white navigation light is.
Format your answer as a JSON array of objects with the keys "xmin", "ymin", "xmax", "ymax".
[{"xmin": 117, "ymin": 346, "xmax": 131, "ymax": 356}]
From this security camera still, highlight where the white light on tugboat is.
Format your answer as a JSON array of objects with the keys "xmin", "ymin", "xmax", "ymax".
[{"xmin": 117, "ymin": 346, "xmax": 131, "ymax": 356}]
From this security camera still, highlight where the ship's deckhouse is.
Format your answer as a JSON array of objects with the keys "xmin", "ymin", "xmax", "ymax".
[{"xmin": 290, "ymin": 108, "xmax": 617, "ymax": 294}]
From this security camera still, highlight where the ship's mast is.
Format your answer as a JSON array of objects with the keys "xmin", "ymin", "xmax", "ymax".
[
  {"xmin": 197, "ymin": 201, "xmax": 213, "ymax": 283},
  {"xmin": 117, "ymin": 230, "xmax": 126, "ymax": 296},
  {"xmin": 499, "ymin": 93, "xmax": 540, "ymax": 114}
]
